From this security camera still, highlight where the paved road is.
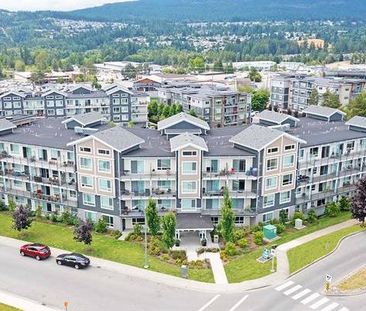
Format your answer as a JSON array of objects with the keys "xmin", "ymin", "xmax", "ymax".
[{"xmin": 0, "ymin": 231, "xmax": 365, "ymax": 311}]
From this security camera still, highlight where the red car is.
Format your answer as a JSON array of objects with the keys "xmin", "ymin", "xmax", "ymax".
[{"xmin": 20, "ymin": 243, "xmax": 51, "ymax": 260}]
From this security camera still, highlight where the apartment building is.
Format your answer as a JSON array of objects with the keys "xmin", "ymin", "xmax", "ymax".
[
  {"xmin": 157, "ymin": 83, "xmax": 251, "ymax": 127},
  {"xmin": 0, "ymin": 85, "xmax": 149, "ymax": 125},
  {"xmin": 270, "ymin": 75, "xmax": 366, "ymax": 110}
]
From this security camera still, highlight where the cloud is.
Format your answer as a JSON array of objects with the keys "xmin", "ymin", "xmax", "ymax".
[{"xmin": 0, "ymin": 0, "xmax": 133, "ymax": 12}]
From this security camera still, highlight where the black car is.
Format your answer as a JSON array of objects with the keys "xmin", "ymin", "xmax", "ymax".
[{"xmin": 56, "ymin": 253, "xmax": 90, "ymax": 269}]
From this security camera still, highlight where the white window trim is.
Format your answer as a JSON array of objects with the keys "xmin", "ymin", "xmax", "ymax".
[
  {"xmin": 182, "ymin": 150, "xmax": 198, "ymax": 157},
  {"xmin": 280, "ymin": 191, "xmax": 291, "ymax": 204},
  {"xmin": 282, "ymin": 154, "xmax": 295, "ymax": 168},
  {"xmin": 182, "ymin": 161, "xmax": 198, "ymax": 175},
  {"xmin": 284, "ymin": 144, "xmax": 295, "ymax": 152},
  {"xmin": 267, "ymin": 147, "xmax": 279, "ymax": 155},
  {"xmin": 97, "ymin": 159, "xmax": 111, "ymax": 173},
  {"xmin": 102, "ymin": 214, "xmax": 114, "ymax": 228},
  {"xmin": 97, "ymin": 148, "xmax": 111, "ymax": 156},
  {"xmin": 263, "ymin": 195, "xmax": 275, "ymax": 208},
  {"xmin": 83, "ymin": 193, "xmax": 95, "ymax": 206},
  {"xmin": 182, "ymin": 181, "xmax": 197, "ymax": 194},
  {"xmin": 98, "ymin": 178, "xmax": 113, "ymax": 192},
  {"xmin": 265, "ymin": 176, "xmax": 278, "ymax": 190},
  {"xmin": 79, "ymin": 146, "xmax": 92, "ymax": 153},
  {"xmin": 79, "ymin": 157, "xmax": 93, "ymax": 171},
  {"xmin": 80, "ymin": 175, "xmax": 94, "ymax": 188},
  {"xmin": 157, "ymin": 159, "xmax": 171, "ymax": 171},
  {"xmin": 266, "ymin": 157, "xmax": 279, "ymax": 171},
  {"xmin": 100, "ymin": 196, "xmax": 114, "ymax": 210},
  {"xmin": 282, "ymin": 173, "xmax": 294, "ymax": 186}
]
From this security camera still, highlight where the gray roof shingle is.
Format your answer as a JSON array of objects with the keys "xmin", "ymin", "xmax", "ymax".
[
  {"xmin": 170, "ymin": 132, "xmax": 208, "ymax": 152},
  {"xmin": 0, "ymin": 119, "xmax": 16, "ymax": 132},
  {"xmin": 157, "ymin": 112, "xmax": 210, "ymax": 131},
  {"xmin": 345, "ymin": 116, "xmax": 366, "ymax": 130},
  {"xmin": 257, "ymin": 110, "xmax": 299, "ymax": 124},
  {"xmin": 63, "ymin": 112, "xmax": 105, "ymax": 127},
  {"xmin": 303, "ymin": 106, "xmax": 345, "ymax": 119}
]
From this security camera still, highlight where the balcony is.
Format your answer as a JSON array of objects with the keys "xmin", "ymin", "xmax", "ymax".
[
  {"xmin": 120, "ymin": 170, "xmax": 175, "ymax": 180},
  {"xmin": 121, "ymin": 206, "xmax": 175, "ymax": 217},
  {"xmin": 203, "ymin": 167, "xmax": 257, "ymax": 179},
  {"xmin": 203, "ymin": 189, "xmax": 257, "ymax": 198},
  {"xmin": 120, "ymin": 188, "xmax": 176, "ymax": 199}
]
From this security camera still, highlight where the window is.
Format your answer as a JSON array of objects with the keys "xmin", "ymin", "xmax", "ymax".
[
  {"xmin": 282, "ymin": 155, "xmax": 295, "ymax": 168},
  {"xmin": 98, "ymin": 149, "xmax": 110, "ymax": 156},
  {"xmin": 13, "ymin": 180, "xmax": 23, "ymax": 188},
  {"xmin": 10, "ymin": 144, "xmax": 20, "ymax": 154},
  {"xmin": 235, "ymin": 216, "xmax": 244, "ymax": 224},
  {"xmin": 182, "ymin": 181, "xmax": 197, "ymax": 193},
  {"xmin": 99, "ymin": 179, "xmax": 112, "ymax": 192},
  {"xmin": 85, "ymin": 211, "xmax": 96, "ymax": 223},
  {"xmin": 182, "ymin": 161, "xmax": 197, "ymax": 174},
  {"xmin": 267, "ymin": 147, "xmax": 279, "ymax": 154},
  {"xmin": 266, "ymin": 158, "xmax": 278, "ymax": 171},
  {"xmin": 282, "ymin": 174, "xmax": 293, "ymax": 186},
  {"xmin": 131, "ymin": 160, "xmax": 144, "ymax": 174},
  {"xmin": 233, "ymin": 159, "xmax": 246, "ymax": 172},
  {"xmin": 81, "ymin": 176, "xmax": 93, "ymax": 188},
  {"xmin": 79, "ymin": 146, "xmax": 91, "ymax": 153},
  {"xmin": 158, "ymin": 180, "xmax": 171, "ymax": 190},
  {"xmin": 310, "ymin": 147, "xmax": 319, "ymax": 158},
  {"xmin": 280, "ymin": 191, "xmax": 291, "ymax": 204},
  {"xmin": 206, "ymin": 199, "xmax": 219, "ymax": 210},
  {"xmin": 100, "ymin": 196, "xmax": 113, "ymax": 210},
  {"xmin": 132, "ymin": 218, "xmax": 145, "ymax": 225},
  {"xmin": 284, "ymin": 144, "xmax": 295, "ymax": 151},
  {"xmin": 157, "ymin": 159, "xmax": 171, "ymax": 171},
  {"xmin": 80, "ymin": 157, "xmax": 92, "ymax": 170},
  {"xmin": 157, "ymin": 199, "xmax": 171, "ymax": 209},
  {"xmin": 265, "ymin": 176, "xmax": 277, "ymax": 190},
  {"xmin": 121, "ymin": 114, "xmax": 129, "ymax": 121},
  {"xmin": 102, "ymin": 215, "xmax": 114, "ymax": 228},
  {"xmin": 181, "ymin": 199, "xmax": 196, "ymax": 210},
  {"xmin": 182, "ymin": 150, "xmax": 197, "ymax": 157},
  {"xmin": 113, "ymin": 107, "xmax": 120, "ymax": 113},
  {"xmin": 264, "ymin": 195, "xmax": 275, "ymax": 208},
  {"xmin": 98, "ymin": 160, "xmax": 111, "ymax": 172},
  {"xmin": 83, "ymin": 193, "xmax": 95, "ymax": 206},
  {"xmin": 263, "ymin": 212, "xmax": 274, "ymax": 223}
]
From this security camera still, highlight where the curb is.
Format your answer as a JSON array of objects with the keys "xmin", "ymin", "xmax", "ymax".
[{"xmin": 289, "ymin": 230, "xmax": 365, "ymax": 278}]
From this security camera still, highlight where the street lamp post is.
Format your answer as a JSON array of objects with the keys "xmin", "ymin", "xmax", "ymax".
[{"xmin": 144, "ymin": 208, "xmax": 149, "ymax": 269}]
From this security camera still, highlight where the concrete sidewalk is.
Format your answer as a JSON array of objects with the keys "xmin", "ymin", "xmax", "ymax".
[
  {"xmin": 203, "ymin": 253, "xmax": 228, "ymax": 284},
  {"xmin": 0, "ymin": 289, "xmax": 62, "ymax": 311},
  {"xmin": 0, "ymin": 219, "xmax": 359, "ymax": 296}
]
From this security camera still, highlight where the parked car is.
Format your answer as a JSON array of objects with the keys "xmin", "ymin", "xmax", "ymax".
[
  {"xmin": 56, "ymin": 253, "xmax": 90, "ymax": 269},
  {"xmin": 20, "ymin": 243, "xmax": 51, "ymax": 260}
]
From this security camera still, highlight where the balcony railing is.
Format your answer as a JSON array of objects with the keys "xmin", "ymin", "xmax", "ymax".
[{"xmin": 120, "ymin": 170, "xmax": 175, "ymax": 180}]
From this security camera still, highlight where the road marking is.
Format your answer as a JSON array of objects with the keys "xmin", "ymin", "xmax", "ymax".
[
  {"xmin": 301, "ymin": 293, "xmax": 320, "ymax": 305},
  {"xmin": 275, "ymin": 281, "xmax": 294, "ymax": 291},
  {"xmin": 310, "ymin": 297, "xmax": 329, "ymax": 309},
  {"xmin": 338, "ymin": 308, "xmax": 349, "ymax": 311},
  {"xmin": 228, "ymin": 295, "xmax": 249, "ymax": 311},
  {"xmin": 292, "ymin": 289, "xmax": 311, "ymax": 300},
  {"xmin": 319, "ymin": 302, "xmax": 339, "ymax": 311},
  {"xmin": 197, "ymin": 294, "xmax": 220, "ymax": 311},
  {"xmin": 284, "ymin": 284, "xmax": 302, "ymax": 295}
]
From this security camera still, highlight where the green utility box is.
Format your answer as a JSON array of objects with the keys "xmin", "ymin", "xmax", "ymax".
[{"xmin": 263, "ymin": 224, "xmax": 277, "ymax": 240}]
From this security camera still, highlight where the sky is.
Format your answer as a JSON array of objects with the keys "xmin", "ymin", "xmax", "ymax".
[{"xmin": 0, "ymin": 0, "xmax": 133, "ymax": 12}]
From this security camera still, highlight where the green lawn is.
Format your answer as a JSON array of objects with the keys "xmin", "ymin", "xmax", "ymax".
[
  {"xmin": 287, "ymin": 225, "xmax": 365, "ymax": 273},
  {"xmin": 225, "ymin": 212, "xmax": 353, "ymax": 283},
  {"xmin": 0, "ymin": 303, "xmax": 21, "ymax": 311},
  {"xmin": 0, "ymin": 213, "xmax": 214, "ymax": 283}
]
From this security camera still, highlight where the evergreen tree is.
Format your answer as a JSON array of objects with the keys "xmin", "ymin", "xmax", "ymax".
[
  {"xmin": 308, "ymin": 88, "xmax": 319, "ymax": 106},
  {"xmin": 322, "ymin": 90, "xmax": 340, "ymax": 109},
  {"xmin": 145, "ymin": 199, "xmax": 160, "ymax": 236},
  {"xmin": 219, "ymin": 187, "xmax": 235, "ymax": 243},
  {"xmin": 161, "ymin": 212, "xmax": 176, "ymax": 248}
]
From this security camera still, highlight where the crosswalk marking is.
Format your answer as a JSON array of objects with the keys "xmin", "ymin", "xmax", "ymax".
[
  {"xmin": 228, "ymin": 295, "xmax": 249, "ymax": 311},
  {"xmin": 292, "ymin": 289, "xmax": 311, "ymax": 300},
  {"xmin": 338, "ymin": 308, "xmax": 349, "ymax": 311},
  {"xmin": 310, "ymin": 297, "xmax": 329, "ymax": 309},
  {"xmin": 301, "ymin": 293, "xmax": 320, "ymax": 305},
  {"xmin": 284, "ymin": 285, "xmax": 302, "ymax": 296},
  {"xmin": 275, "ymin": 281, "xmax": 294, "ymax": 291},
  {"xmin": 319, "ymin": 302, "xmax": 339, "ymax": 311}
]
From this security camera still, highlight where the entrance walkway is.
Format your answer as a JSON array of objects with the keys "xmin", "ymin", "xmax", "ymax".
[{"xmin": 204, "ymin": 253, "xmax": 228, "ymax": 284}]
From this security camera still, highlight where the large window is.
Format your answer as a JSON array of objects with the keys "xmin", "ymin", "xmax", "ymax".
[
  {"xmin": 282, "ymin": 174, "xmax": 293, "ymax": 186},
  {"xmin": 280, "ymin": 191, "xmax": 291, "ymax": 204},
  {"xmin": 85, "ymin": 211, "xmax": 96, "ymax": 223},
  {"xmin": 266, "ymin": 158, "xmax": 278, "ymax": 171},
  {"xmin": 80, "ymin": 157, "xmax": 92, "ymax": 170},
  {"xmin": 182, "ymin": 181, "xmax": 197, "ymax": 193},
  {"xmin": 264, "ymin": 195, "xmax": 275, "ymax": 208},
  {"xmin": 282, "ymin": 155, "xmax": 295, "ymax": 168},
  {"xmin": 310, "ymin": 147, "xmax": 319, "ymax": 158},
  {"xmin": 182, "ymin": 161, "xmax": 197, "ymax": 174},
  {"xmin": 83, "ymin": 193, "xmax": 95, "ymax": 206},
  {"xmin": 102, "ymin": 215, "xmax": 114, "ymax": 228},
  {"xmin": 233, "ymin": 159, "xmax": 246, "ymax": 172},
  {"xmin": 98, "ymin": 160, "xmax": 111, "ymax": 172},
  {"xmin": 100, "ymin": 196, "xmax": 113, "ymax": 210},
  {"xmin": 131, "ymin": 160, "xmax": 144, "ymax": 174},
  {"xmin": 157, "ymin": 159, "xmax": 171, "ymax": 171},
  {"xmin": 99, "ymin": 179, "xmax": 112, "ymax": 192},
  {"xmin": 265, "ymin": 176, "xmax": 277, "ymax": 190},
  {"xmin": 81, "ymin": 176, "xmax": 93, "ymax": 188},
  {"xmin": 157, "ymin": 180, "xmax": 171, "ymax": 190}
]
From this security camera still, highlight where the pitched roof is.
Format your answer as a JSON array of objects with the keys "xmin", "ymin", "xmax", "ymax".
[
  {"xmin": 0, "ymin": 118, "xmax": 16, "ymax": 132},
  {"xmin": 257, "ymin": 110, "xmax": 299, "ymax": 125},
  {"xmin": 229, "ymin": 124, "xmax": 305, "ymax": 151},
  {"xmin": 303, "ymin": 105, "xmax": 345, "ymax": 119},
  {"xmin": 62, "ymin": 112, "xmax": 105, "ymax": 127},
  {"xmin": 105, "ymin": 86, "xmax": 134, "ymax": 96},
  {"xmin": 345, "ymin": 116, "xmax": 366, "ymax": 130},
  {"xmin": 68, "ymin": 126, "xmax": 145, "ymax": 152},
  {"xmin": 170, "ymin": 132, "xmax": 208, "ymax": 152},
  {"xmin": 157, "ymin": 112, "xmax": 210, "ymax": 131}
]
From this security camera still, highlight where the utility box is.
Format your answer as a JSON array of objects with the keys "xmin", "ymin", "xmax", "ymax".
[
  {"xmin": 180, "ymin": 265, "xmax": 188, "ymax": 278},
  {"xmin": 263, "ymin": 224, "xmax": 277, "ymax": 240},
  {"xmin": 295, "ymin": 218, "xmax": 304, "ymax": 230}
]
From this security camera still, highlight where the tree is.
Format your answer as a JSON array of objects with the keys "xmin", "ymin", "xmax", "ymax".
[
  {"xmin": 8, "ymin": 199, "xmax": 16, "ymax": 212},
  {"xmin": 127, "ymin": 120, "xmax": 135, "ymax": 128},
  {"xmin": 122, "ymin": 63, "xmax": 137, "ymax": 79},
  {"xmin": 248, "ymin": 68, "xmax": 262, "ymax": 82},
  {"xmin": 176, "ymin": 104, "xmax": 183, "ymax": 113},
  {"xmin": 279, "ymin": 210, "xmax": 288, "ymax": 225},
  {"xmin": 339, "ymin": 195, "xmax": 351, "ymax": 211},
  {"xmin": 322, "ymin": 90, "xmax": 340, "ymax": 109},
  {"xmin": 34, "ymin": 50, "xmax": 49, "ymax": 72},
  {"xmin": 213, "ymin": 59, "xmax": 223, "ymax": 72},
  {"xmin": 308, "ymin": 88, "xmax": 319, "ymax": 106},
  {"xmin": 12, "ymin": 205, "xmax": 33, "ymax": 232},
  {"xmin": 161, "ymin": 212, "xmax": 176, "ymax": 248},
  {"xmin": 94, "ymin": 218, "xmax": 108, "ymax": 233},
  {"xmin": 91, "ymin": 76, "xmax": 101, "ymax": 90},
  {"xmin": 145, "ymin": 199, "xmax": 160, "ymax": 236},
  {"xmin": 324, "ymin": 201, "xmax": 340, "ymax": 218},
  {"xmin": 14, "ymin": 59, "xmax": 25, "ymax": 72},
  {"xmin": 162, "ymin": 105, "xmax": 171, "ymax": 118},
  {"xmin": 74, "ymin": 220, "xmax": 93, "ymax": 245},
  {"xmin": 347, "ymin": 92, "xmax": 366, "ymax": 118},
  {"xmin": 251, "ymin": 89, "xmax": 270, "ymax": 111},
  {"xmin": 30, "ymin": 70, "xmax": 46, "ymax": 85},
  {"xmin": 189, "ymin": 56, "xmax": 205, "ymax": 73},
  {"xmin": 219, "ymin": 187, "xmax": 235, "ymax": 243},
  {"xmin": 148, "ymin": 100, "xmax": 159, "ymax": 118},
  {"xmin": 188, "ymin": 109, "xmax": 197, "ymax": 117},
  {"xmin": 352, "ymin": 177, "xmax": 366, "ymax": 224}
]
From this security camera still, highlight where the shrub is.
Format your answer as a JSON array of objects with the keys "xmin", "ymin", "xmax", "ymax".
[
  {"xmin": 35, "ymin": 205, "xmax": 42, "ymax": 219},
  {"xmin": 189, "ymin": 260, "xmax": 205, "ymax": 269},
  {"xmin": 275, "ymin": 223, "xmax": 285, "ymax": 234},
  {"xmin": 95, "ymin": 218, "xmax": 108, "ymax": 233},
  {"xmin": 279, "ymin": 210, "xmax": 288, "ymax": 224},
  {"xmin": 161, "ymin": 254, "xmax": 170, "ymax": 261},
  {"xmin": 270, "ymin": 218, "xmax": 280, "ymax": 225},
  {"xmin": 170, "ymin": 250, "xmax": 186, "ymax": 260},
  {"xmin": 225, "ymin": 241, "xmax": 237, "ymax": 256},
  {"xmin": 307, "ymin": 209, "xmax": 318, "ymax": 224},
  {"xmin": 50, "ymin": 213, "xmax": 59, "ymax": 223},
  {"xmin": 339, "ymin": 196, "xmax": 351, "ymax": 211},
  {"xmin": 8, "ymin": 199, "xmax": 16, "ymax": 212},
  {"xmin": 133, "ymin": 224, "xmax": 142, "ymax": 235},
  {"xmin": 292, "ymin": 211, "xmax": 305, "ymax": 224},
  {"xmin": 112, "ymin": 230, "xmax": 122, "ymax": 239},
  {"xmin": 325, "ymin": 202, "xmax": 340, "ymax": 217},
  {"xmin": 220, "ymin": 250, "xmax": 228, "ymax": 262},
  {"xmin": 125, "ymin": 232, "xmax": 137, "ymax": 241},
  {"xmin": 254, "ymin": 231, "xmax": 264, "ymax": 245},
  {"xmin": 251, "ymin": 222, "xmax": 264, "ymax": 233},
  {"xmin": 149, "ymin": 237, "xmax": 163, "ymax": 256},
  {"xmin": 0, "ymin": 200, "xmax": 8, "ymax": 211},
  {"xmin": 237, "ymin": 238, "xmax": 248, "ymax": 249},
  {"xmin": 60, "ymin": 210, "xmax": 75, "ymax": 225},
  {"xmin": 233, "ymin": 228, "xmax": 248, "ymax": 242}
]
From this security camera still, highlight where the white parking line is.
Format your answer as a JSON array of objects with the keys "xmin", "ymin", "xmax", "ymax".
[
  {"xmin": 275, "ymin": 281, "xmax": 294, "ymax": 291},
  {"xmin": 319, "ymin": 302, "xmax": 339, "ymax": 311},
  {"xmin": 310, "ymin": 297, "xmax": 329, "ymax": 310},
  {"xmin": 228, "ymin": 295, "xmax": 249, "ymax": 311},
  {"xmin": 337, "ymin": 307, "xmax": 349, "ymax": 311},
  {"xmin": 292, "ymin": 289, "xmax": 311, "ymax": 300},
  {"xmin": 284, "ymin": 285, "xmax": 302, "ymax": 295},
  {"xmin": 197, "ymin": 295, "xmax": 221, "ymax": 311},
  {"xmin": 301, "ymin": 293, "xmax": 320, "ymax": 305}
]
